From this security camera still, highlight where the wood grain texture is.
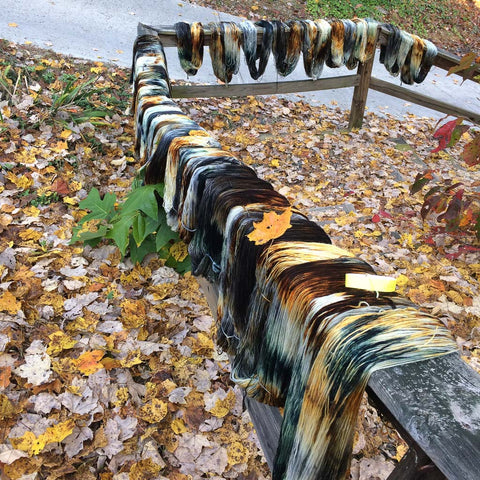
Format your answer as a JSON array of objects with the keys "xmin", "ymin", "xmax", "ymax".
[
  {"xmin": 370, "ymin": 354, "xmax": 480, "ymax": 480},
  {"xmin": 349, "ymin": 55, "xmax": 375, "ymax": 129},
  {"xmin": 171, "ymin": 75, "xmax": 359, "ymax": 98},
  {"xmin": 369, "ymin": 76, "xmax": 480, "ymax": 124}
]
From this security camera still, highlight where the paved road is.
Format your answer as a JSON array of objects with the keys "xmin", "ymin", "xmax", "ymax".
[{"xmin": 0, "ymin": 0, "xmax": 479, "ymax": 120}]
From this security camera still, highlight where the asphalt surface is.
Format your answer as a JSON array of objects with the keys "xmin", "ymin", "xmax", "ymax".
[{"xmin": 0, "ymin": 0, "xmax": 479, "ymax": 120}]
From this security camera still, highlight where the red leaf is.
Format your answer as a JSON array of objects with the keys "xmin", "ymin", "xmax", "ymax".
[
  {"xmin": 431, "ymin": 119, "xmax": 463, "ymax": 153},
  {"xmin": 379, "ymin": 210, "xmax": 392, "ymax": 219},
  {"xmin": 372, "ymin": 214, "xmax": 381, "ymax": 223},
  {"xmin": 438, "ymin": 192, "xmax": 464, "ymax": 231},
  {"xmin": 446, "ymin": 245, "xmax": 480, "ymax": 260}
]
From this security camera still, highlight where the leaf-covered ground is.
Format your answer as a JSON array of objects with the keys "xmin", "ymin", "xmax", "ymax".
[{"xmin": 1, "ymin": 39, "xmax": 479, "ymax": 479}]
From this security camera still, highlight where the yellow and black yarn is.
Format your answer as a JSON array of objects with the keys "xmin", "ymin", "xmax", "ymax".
[{"xmin": 132, "ymin": 35, "xmax": 456, "ymax": 480}]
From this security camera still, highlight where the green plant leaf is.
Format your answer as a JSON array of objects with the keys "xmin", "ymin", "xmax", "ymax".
[
  {"xmin": 132, "ymin": 214, "xmax": 160, "ymax": 247},
  {"xmin": 121, "ymin": 184, "xmax": 163, "ymax": 219},
  {"xmin": 78, "ymin": 188, "xmax": 116, "ymax": 221},
  {"xmin": 106, "ymin": 214, "xmax": 136, "ymax": 255},
  {"xmin": 129, "ymin": 234, "xmax": 157, "ymax": 264},
  {"xmin": 71, "ymin": 224, "xmax": 108, "ymax": 244},
  {"xmin": 166, "ymin": 254, "xmax": 191, "ymax": 274},
  {"xmin": 155, "ymin": 221, "xmax": 178, "ymax": 251},
  {"xmin": 410, "ymin": 170, "xmax": 434, "ymax": 194}
]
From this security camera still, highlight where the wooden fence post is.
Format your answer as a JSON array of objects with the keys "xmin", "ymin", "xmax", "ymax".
[{"xmin": 349, "ymin": 54, "xmax": 376, "ymax": 129}]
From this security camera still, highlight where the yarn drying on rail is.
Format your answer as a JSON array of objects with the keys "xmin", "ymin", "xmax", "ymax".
[
  {"xmin": 131, "ymin": 35, "xmax": 456, "ymax": 480},
  {"xmin": 171, "ymin": 19, "xmax": 437, "ymax": 85}
]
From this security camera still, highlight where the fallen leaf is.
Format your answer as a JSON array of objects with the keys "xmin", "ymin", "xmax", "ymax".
[
  {"xmin": 75, "ymin": 350, "xmax": 105, "ymax": 375},
  {"xmin": 247, "ymin": 207, "xmax": 292, "ymax": 245},
  {"xmin": 0, "ymin": 291, "xmax": 21, "ymax": 314},
  {"xmin": 139, "ymin": 398, "xmax": 168, "ymax": 423},
  {"xmin": 10, "ymin": 419, "xmax": 75, "ymax": 456}
]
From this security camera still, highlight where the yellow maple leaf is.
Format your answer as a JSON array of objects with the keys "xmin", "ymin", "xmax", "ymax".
[
  {"xmin": 69, "ymin": 181, "xmax": 82, "ymax": 192},
  {"xmin": 14, "ymin": 148, "xmax": 37, "ymax": 164},
  {"xmin": 63, "ymin": 196, "xmax": 77, "ymax": 205},
  {"xmin": 247, "ymin": 208, "xmax": 292, "ymax": 245},
  {"xmin": 19, "ymin": 229, "xmax": 43, "ymax": 242},
  {"xmin": 50, "ymin": 140, "xmax": 68, "ymax": 153},
  {"xmin": 138, "ymin": 398, "xmax": 168, "ymax": 423},
  {"xmin": 8, "ymin": 22, "xmax": 18, "ymax": 27},
  {"xmin": 47, "ymin": 330, "xmax": 77, "ymax": 355},
  {"xmin": 120, "ymin": 349, "xmax": 143, "ymax": 368},
  {"xmin": 129, "ymin": 458, "xmax": 163, "ymax": 480},
  {"xmin": 23, "ymin": 205, "xmax": 40, "ymax": 217},
  {"xmin": 40, "ymin": 419, "xmax": 75, "ymax": 447},
  {"xmin": 169, "ymin": 241, "xmax": 188, "ymax": 262},
  {"xmin": 10, "ymin": 419, "xmax": 75, "ymax": 456},
  {"xmin": 208, "ymin": 390, "xmax": 236, "ymax": 418},
  {"xmin": 59, "ymin": 129, "xmax": 72, "ymax": 139},
  {"xmin": 10, "ymin": 431, "xmax": 36, "ymax": 455},
  {"xmin": 6, "ymin": 172, "xmax": 34, "ymax": 190},
  {"xmin": 120, "ymin": 299, "xmax": 146, "ymax": 329},
  {"xmin": 394, "ymin": 444, "xmax": 408, "ymax": 461},
  {"xmin": 0, "ymin": 393, "xmax": 16, "ymax": 419},
  {"xmin": 227, "ymin": 441, "xmax": 249, "ymax": 465},
  {"xmin": 191, "ymin": 332, "xmax": 215, "ymax": 356},
  {"xmin": 0, "ymin": 291, "xmax": 21, "ymax": 314},
  {"xmin": 171, "ymin": 418, "xmax": 188, "ymax": 434},
  {"xmin": 75, "ymin": 350, "xmax": 105, "ymax": 375},
  {"xmin": 90, "ymin": 65, "xmax": 105, "ymax": 74}
]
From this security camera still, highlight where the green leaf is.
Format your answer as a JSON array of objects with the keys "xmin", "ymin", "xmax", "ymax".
[
  {"xmin": 71, "ymin": 224, "xmax": 108, "ymax": 243},
  {"xmin": 106, "ymin": 214, "xmax": 136, "ymax": 255},
  {"xmin": 133, "ymin": 214, "xmax": 160, "ymax": 246},
  {"xmin": 78, "ymin": 188, "xmax": 116, "ymax": 221},
  {"xmin": 448, "ymin": 124, "xmax": 469, "ymax": 148},
  {"xmin": 132, "ymin": 214, "xmax": 146, "ymax": 247},
  {"xmin": 129, "ymin": 234, "xmax": 157, "ymax": 264},
  {"xmin": 168, "ymin": 254, "xmax": 191, "ymax": 274},
  {"xmin": 410, "ymin": 170, "xmax": 434, "ymax": 194},
  {"xmin": 156, "ymin": 222, "xmax": 178, "ymax": 251},
  {"xmin": 121, "ymin": 184, "xmax": 163, "ymax": 220}
]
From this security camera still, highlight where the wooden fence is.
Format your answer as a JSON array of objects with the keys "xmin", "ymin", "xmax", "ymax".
[{"xmin": 136, "ymin": 22, "xmax": 480, "ymax": 480}]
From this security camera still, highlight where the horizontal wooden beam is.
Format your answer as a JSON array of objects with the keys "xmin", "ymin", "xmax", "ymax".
[
  {"xmin": 171, "ymin": 75, "xmax": 359, "ymax": 98},
  {"xmin": 369, "ymin": 76, "xmax": 480, "ymax": 124},
  {"xmin": 369, "ymin": 354, "xmax": 480, "ymax": 480}
]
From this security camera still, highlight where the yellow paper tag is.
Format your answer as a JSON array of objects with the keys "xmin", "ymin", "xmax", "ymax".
[{"xmin": 345, "ymin": 273, "xmax": 397, "ymax": 292}]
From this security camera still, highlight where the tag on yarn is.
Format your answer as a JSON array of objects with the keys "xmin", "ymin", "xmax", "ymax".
[{"xmin": 345, "ymin": 273, "xmax": 397, "ymax": 292}]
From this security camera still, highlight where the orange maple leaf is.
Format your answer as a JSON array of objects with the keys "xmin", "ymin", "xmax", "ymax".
[
  {"xmin": 247, "ymin": 208, "xmax": 292, "ymax": 245},
  {"xmin": 75, "ymin": 350, "xmax": 105, "ymax": 375}
]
